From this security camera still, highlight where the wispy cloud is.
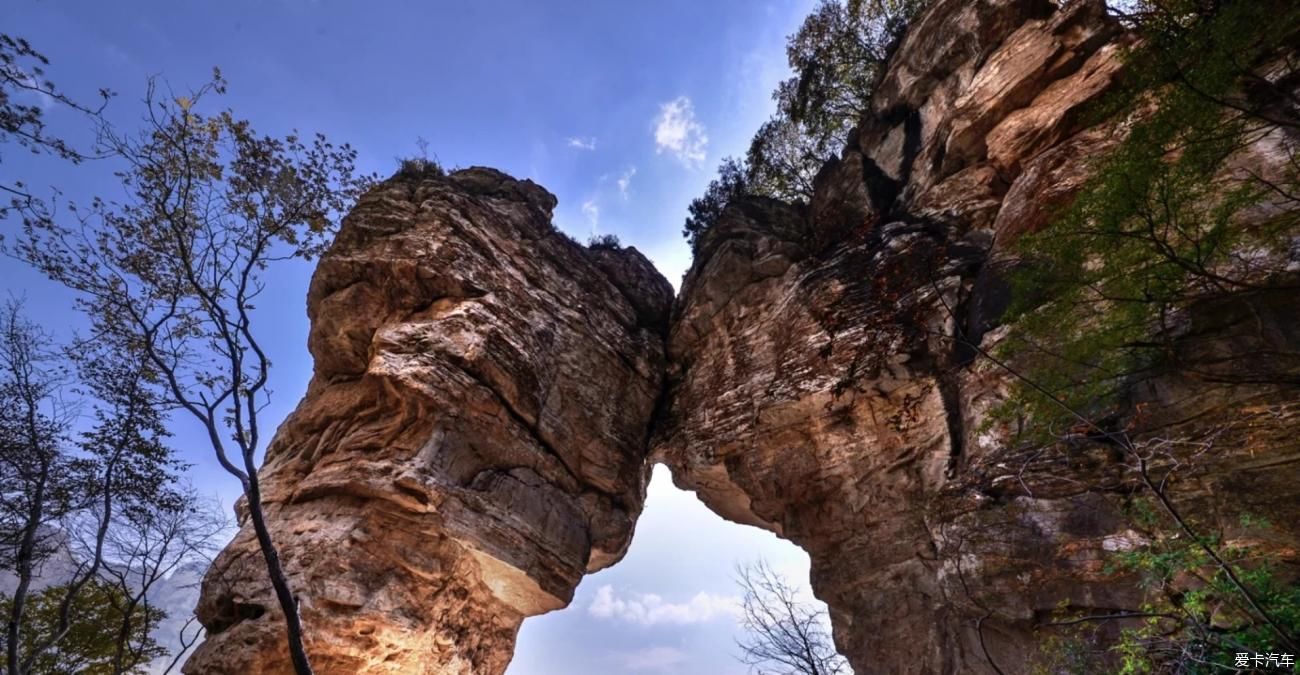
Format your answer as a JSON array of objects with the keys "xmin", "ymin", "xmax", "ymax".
[
  {"xmin": 614, "ymin": 646, "xmax": 689, "ymax": 672},
  {"xmin": 567, "ymin": 136, "xmax": 598, "ymax": 151},
  {"xmin": 616, "ymin": 166, "xmax": 637, "ymax": 199},
  {"xmin": 653, "ymin": 96, "xmax": 708, "ymax": 168},
  {"xmin": 589, "ymin": 585, "xmax": 740, "ymax": 626},
  {"xmin": 582, "ymin": 199, "xmax": 600, "ymax": 230}
]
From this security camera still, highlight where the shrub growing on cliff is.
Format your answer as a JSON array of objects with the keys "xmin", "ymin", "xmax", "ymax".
[
  {"xmin": 394, "ymin": 136, "xmax": 444, "ymax": 180},
  {"xmin": 989, "ymin": 1, "xmax": 1300, "ymax": 668},
  {"xmin": 758, "ymin": 0, "xmax": 924, "ymax": 202},
  {"xmin": 778, "ymin": 0, "xmax": 920, "ymax": 129},
  {"xmin": 395, "ymin": 156, "xmax": 444, "ymax": 180},
  {"xmin": 682, "ymin": 0, "xmax": 926, "ymax": 252},
  {"xmin": 1036, "ymin": 507, "xmax": 1300, "ymax": 674},
  {"xmin": 998, "ymin": 0, "xmax": 1300, "ymax": 427},
  {"xmin": 683, "ymin": 157, "xmax": 749, "ymax": 250},
  {"xmin": 743, "ymin": 115, "xmax": 829, "ymax": 205},
  {"xmin": 587, "ymin": 233, "xmax": 621, "ymax": 250}
]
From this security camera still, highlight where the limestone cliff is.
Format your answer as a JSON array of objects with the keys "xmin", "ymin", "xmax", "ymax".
[{"xmin": 188, "ymin": 0, "xmax": 1300, "ymax": 673}]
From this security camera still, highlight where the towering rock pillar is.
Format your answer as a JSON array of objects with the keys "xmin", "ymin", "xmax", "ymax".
[{"xmin": 184, "ymin": 168, "xmax": 672, "ymax": 674}]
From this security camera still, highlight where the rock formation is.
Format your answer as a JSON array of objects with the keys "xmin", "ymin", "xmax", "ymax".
[
  {"xmin": 184, "ymin": 168, "xmax": 672, "ymax": 674},
  {"xmin": 657, "ymin": 0, "xmax": 1300, "ymax": 672},
  {"xmin": 188, "ymin": 0, "xmax": 1300, "ymax": 673}
]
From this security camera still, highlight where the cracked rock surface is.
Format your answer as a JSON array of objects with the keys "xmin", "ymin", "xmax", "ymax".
[
  {"xmin": 190, "ymin": 1, "xmax": 1300, "ymax": 673},
  {"xmin": 185, "ymin": 167, "xmax": 672, "ymax": 675},
  {"xmin": 656, "ymin": 1, "xmax": 1300, "ymax": 673}
]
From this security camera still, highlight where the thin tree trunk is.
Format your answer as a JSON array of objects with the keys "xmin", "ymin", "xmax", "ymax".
[
  {"xmin": 242, "ymin": 461, "xmax": 312, "ymax": 675},
  {"xmin": 5, "ymin": 463, "xmax": 47, "ymax": 675},
  {"xmin": 6, "ymin": 356, "xmax": 51, "ymax": 675}
]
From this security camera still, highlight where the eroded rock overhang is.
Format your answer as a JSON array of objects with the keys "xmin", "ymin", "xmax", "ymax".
[{"xmin": 185, "ymin": 167, "xmax": 673, "ymax": 675}]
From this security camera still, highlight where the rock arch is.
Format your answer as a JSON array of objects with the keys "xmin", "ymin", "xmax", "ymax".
[{"xmin": 187, "ymin": 1, "xmax": 1300, "ymax": 672}]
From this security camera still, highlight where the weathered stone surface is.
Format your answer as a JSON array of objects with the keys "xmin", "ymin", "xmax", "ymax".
[
  {"xmin": 657, "ymin": 206, "xmax": 979, "ymax": 673},
  {"xmin": 658, "ymin": 1, "xmax": 1300, "ymax": 674},
  {"xmin": 190, "ymin": 0, "xmax": 1300, "ymax": 673},
  {"xmin": 185, "ymin": 167, "xmax": 671, "ymax": 674}
]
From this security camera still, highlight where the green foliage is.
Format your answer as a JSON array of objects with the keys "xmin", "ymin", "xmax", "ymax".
[
  {"xmin": 995, "ymin": 0, "xmax": 1300, "ymax": 430},
  {"xmin": 997, "ymin": 3, "xmax": 1300, "ymax": 669},
  {"xmin": 682, "ymin": 0, "xmax": 927, "ymax": 252},
  {"xmin": 395, "ymin": 156, "xmax": 445, "ymax": 180},
  {"xmin": 1113, "ymin": 513, "xmax": 1299, "ymax": 672},
  {"xmin": 0, "ymin": 581, "xmax": 165, "ymax": 674},
  {"xmin": 683, "ymin": 157, "xmax": 749, "ymax": 251},
  {"xmin": 1038, "ymin": 507, "xmax": 1300, "ymax": 673},
  {"xmin": 1035, "ymin": 626, "xmax": 1102, "ymax": 675},
  {"xmin": 586, "ymin": 233, "xmax": 621, "ymax": 250},
  {"xmin": 744, "ymin": 115, "xmax": 830, "ymax": 204},
  {"xmin": 777, "ymin": 0, "xmax": 920, "ymax": 128}
]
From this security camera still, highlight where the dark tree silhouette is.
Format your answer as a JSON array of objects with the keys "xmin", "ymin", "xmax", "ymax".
[
  {"xmin": 735, "ymin": 560, "xmax": 849, "ymax": 675},
  {"xmin": 14, "ymin": 72, "xmax": 373, "ymax": 675},
  {"xmin": 0, "ymin": 301, "xmax": 188, "ymax": 675},
  {"xmin": 0, "ymin": 33, "xmax": 110, "ymax": 215}
]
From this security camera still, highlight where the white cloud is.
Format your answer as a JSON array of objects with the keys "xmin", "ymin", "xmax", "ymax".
[
  {"xmin": 617, "ymin": 166, "xmax": 637, "ymax": 199},
  {"xmin": 588, "ymin": 585, "xmax": 741, "ymax": 626},
  {"xmin": 581, "ymin": 199, "xmax": 600, "ymax": 230},
  {"xmin": 616, "ymin": 646, "xmax": 688, "ymax": 672},
  {"xmin": 653, "ymin": 96, "xmax": 708, "ymax": 168},
  {"xmin": 567, "ymin": 136, "xmax": 598, "ymax": 151}
]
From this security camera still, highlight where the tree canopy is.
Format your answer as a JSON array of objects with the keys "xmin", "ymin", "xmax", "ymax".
[{"xmin": 683, "ymin": 0, "xmax": 925, "ymax": 251}]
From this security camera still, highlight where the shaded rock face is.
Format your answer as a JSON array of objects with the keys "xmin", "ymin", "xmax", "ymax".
[
  {"xmin": 657, "ymin": 0, "xmax": 1300, "ymax": 673},
  {"xmin": 185, "ymin": 167, "xmax": 672, "ymax": 674}
]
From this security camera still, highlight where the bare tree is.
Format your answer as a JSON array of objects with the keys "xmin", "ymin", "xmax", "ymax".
[
  {"xmin": 14, "ymin": 71, "xmax": 372, "ymax": 674},
  {"xmin": 158, "ymin": 616, "xmax": 204, "ymax": 675},
  {"xmin": 92, "ymin": 488, "xmax": 228, "ymax": 675},
  {"xmin": 735, "ymin": 560, "xmax": 850, "ymax": 675}
]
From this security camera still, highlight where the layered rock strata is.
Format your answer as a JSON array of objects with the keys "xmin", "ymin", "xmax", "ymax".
[
  {"xmin": 656, "ymin": 0, "xmax": 1300, "ymax": 673},
  {"xmin": 189, "ymin": 0, "xmax": 1300, "ymax": 673},
  {"xmin": 184, "ymin": 168, "xmax": 672, "ymax": 674}
]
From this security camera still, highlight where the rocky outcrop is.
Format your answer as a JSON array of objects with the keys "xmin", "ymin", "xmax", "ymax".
[
  {"xmin": 657, "ymin": 0, "xmax": 1300, "ymax": 674},
  {"xmin": 189, "ymin": 1, "xmax": 1299, "ymax": 673},
  {"xmin": 185, "ymin": 168, "xmax": 672, "ymax": 674}
]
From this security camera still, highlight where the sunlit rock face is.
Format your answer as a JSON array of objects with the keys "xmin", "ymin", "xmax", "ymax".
[
  {"xmin": 656, "ymin": 0, "xmax": 1300, "ymax": 673},
  {"xmin": 184, "ymin": 167, "xmax": 672, "ymax": 674}
]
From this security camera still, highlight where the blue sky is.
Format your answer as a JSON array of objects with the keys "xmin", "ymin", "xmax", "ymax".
[{"xmin": 2, "ymin": 1, "xmax": 819, "ymax": 673}]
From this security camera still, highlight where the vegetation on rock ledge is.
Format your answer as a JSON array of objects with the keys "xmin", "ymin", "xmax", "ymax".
[
  {"xmin": 682, "ymin": 0, "xmax": 925, "ymax": 251},
  {"xmin": 993, "ymin": 1, "xmax": 1300, "ymax": 670}
]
